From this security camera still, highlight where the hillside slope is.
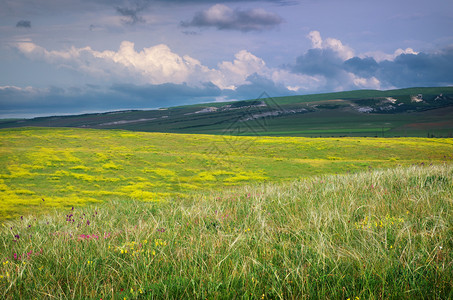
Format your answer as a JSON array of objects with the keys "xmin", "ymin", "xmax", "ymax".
[{"xmin": 1, "ymin": 87, "xmax": 453, "ymax": 137}]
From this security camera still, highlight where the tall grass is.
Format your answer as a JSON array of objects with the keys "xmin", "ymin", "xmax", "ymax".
[{"xmin": 1, "ymin": 164, "xmax": 452, "ymax": 299}]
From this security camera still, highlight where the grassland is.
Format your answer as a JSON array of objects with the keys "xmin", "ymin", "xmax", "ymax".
[
  {"xmin": 0, "ymin": 164, "xmax": 451, "ymax": 299},
  {"xmin": 1, "ymin": 87, "xmax": 453, "ymax": 138},
  {"xmin": 2, "ymin": 127, "xmax": 453, "ymax": 220}
]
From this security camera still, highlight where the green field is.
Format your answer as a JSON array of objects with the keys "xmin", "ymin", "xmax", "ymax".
[
  {"xmin": 1, "ymin": 163, "xmax": 452, "ymax": 298},
  {"xmin": 1, "ymin": 127, "xmax": 453, "ymax": 220},
  {"xmin": 1, "ymin": 87, "xmax": 453, "ymax": 138},
  {"xmin": 1, "ymin": 127, "xmax": 453, "ymax": 298}
]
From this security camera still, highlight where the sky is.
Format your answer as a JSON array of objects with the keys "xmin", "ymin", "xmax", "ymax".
[{"xmin": 1, "ymin": 0, "xmax": 453, "ymax": 118}]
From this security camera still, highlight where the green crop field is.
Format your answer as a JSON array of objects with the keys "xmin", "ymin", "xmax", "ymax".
[{"xmin": 2, "ymin": 127, "xmax": 453, "ymax": 220}]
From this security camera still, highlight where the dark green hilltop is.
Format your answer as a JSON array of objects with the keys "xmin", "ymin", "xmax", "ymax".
[{"xmin": 2, "ymin": 87, "xmax": 453, "ymax": 137}]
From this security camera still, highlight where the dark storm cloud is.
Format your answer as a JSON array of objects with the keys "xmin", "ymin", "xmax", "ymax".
[
  {"xmin": 137, "ymin": 0, "xmax": 293, "ymax": 4},
  {"xmin": 292, "ymin": 48, "xmax": 344, "ymax": 78},
  {"xmin": 16, "ymin": 20, "xmax": 31, "ymax": 28},
  {"xmin": 378, "ymin": 48, "xmax": 453, "ymax": 87},
  {"xmin": 343, "ymin": 56, "xmax": 379, "ymax": 78},
  {"xmin": 4, "ymin": 0, "xmax": 292, "ymax": 30},
  {"xmin": 342, "ymin": 48, "xmax": 453, "ymax": 87},
  {"xmin": 117, "ymin": 0, "xmax": 285, "ymax": 27},
  {"xmin": 111, "ymin": 82, "xmax": 221, "ymax": 102},
  {"xmin": 0, "ymin": 86, "xmax": 112, "ymax": 113},
  {"xmin": 0, "ymin": 79, "xmax": 294, "ymax": 118},
  {"xmin": 0, "ymin": 82, "xmax": 222, "ymax": 118},
  {"xmin": 291, "ymin": 45, "xmax": 453, "ymax": 89},
  {"xmin": 181, "ymin": 4, "xmax": 283, "ymax": 32},
  {"xmin": 182, "ymin": 30, "xmax": 199, "ymax": 36},
  {"xmin": 3, "ymin": 0, "xmax": 292, "ymax": 14},
  {"xmin": 116, "ymin": 6, "xmax": 145, "ymax": 25}
]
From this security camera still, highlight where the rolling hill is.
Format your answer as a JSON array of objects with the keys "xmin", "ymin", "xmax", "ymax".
[{"xmin": 1, "ymin": 87, "xmax": 453, "ymax": 137}]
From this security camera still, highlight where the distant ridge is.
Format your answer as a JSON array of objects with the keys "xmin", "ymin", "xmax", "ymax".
[{"xmin": 1, "ymin": 87, "xmax": 453, "ymax": 137}]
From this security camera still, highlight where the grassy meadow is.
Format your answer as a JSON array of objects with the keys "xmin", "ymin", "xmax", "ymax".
[
  {"xmin": 1, "ymin": 127, "xmax": 453, "ymax": 219},
  {"xmin": 0, "ymin": 164, "xmax": 452, "ymax": 299},
  {"xmin": 1, "ymin": 127, "xmax": 452, "ymax": 298}
]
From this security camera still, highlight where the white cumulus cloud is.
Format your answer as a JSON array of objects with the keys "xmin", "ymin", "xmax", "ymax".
[
  {"xmin": 16, "ymin": 31, "xmax": 420, "ymax": 99},
  {"xmin": 213, "ymin": 50, "xmax": 267, "ymax": 90},
  {"xmin": 15, "ymin": 40, "xmax": 316, "ymax": 92},
  {"xmin": 16, "ymin": 40, "xmax": 213, "ymax": 86},
  {"xmin": 308, "ymin": 30, "xmax": 355, "ymax": 60},
  {"xmin": 361, "ymin": 47, "xmax": 419, "ymax": 62}
]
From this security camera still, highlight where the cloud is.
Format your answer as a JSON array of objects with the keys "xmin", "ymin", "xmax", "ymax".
[
  {"xmin": 343, "ymin": 56, "xmax": 379, "ymax": 78},
  {"xmin": 342, "ymin": 48, "xmax": 453, "ymax": 88},
  {"xmin": 15, "ymin": 40, "xmax": 213, "ymax": 86},
  {"xmin": 12, "ymin": 32, "xmax": 453, "ymax": 118},
  {"xmin": 6, "ymin": 38, "xmax": 318, "ymax": 117},
  {"xmin": 293, "ymin": 48, "xmax": 344, "ymax": 78},
  {"xmin": 377, "ymin": 47, "xmax": 453, "ymax": 87},
  {"xmin": 270, "ymin": 69, "xmax": 322, "ymax": 92},
  {"xmin": 307, "ymin": 30, "xmax": 354, "ymax": 60},
  {"xmin": 182, "ymin": 30, "xmax": 199, "ymax": 36},
  {"xmin": 16, "ymin": 20, "xmax": 31, "ymax": 28},
  {"xmin": 0, "ymin": 82, "xmax": 221, "ymax": 118},
  {"xmin": 111, "ymin": 82, "xmax": 221, "ymax": 102},
  {"xmin": 13, "ymin": 35, "xmax": 382, "ymax": 103},
  {"xmin": 2, "ymin": 0, "xmax": 293, "ymax": 24},
  {"xmin": 116, "ymin": 5, "xmax": 145, "ymax": 25},
  {"xmin": 290, "ymin": 31, "xmax": 383, "ymax": 91},
  {"xmin": 159, "ymin": 0, "xmax": 291, "ymax": 3},
  {"xmin": 291, "ymin": 31, "xmax": 365, "ymax": 91},
  {"xmin": 14, "ymin": 40, "xmax": 300, "ymax": 93},
  {"xmin": 290, "ymin": 31, "xmax": 453, "ymax": 91},
  {"xmin": 361, "ymin": 48, "xmax": 419, "ymax": 62},
  {"xmin": 226, "ymin": 73, "xmax": 298, "ymax": 100},
  {"xmin": 181, "ymin": 4, "xmax": 283, "ymax": 32},
  {"xmin": 0, "ymin": 85, "xmax": 98, "ymax": 117},
  {"xmin": 212, "ymin": 50, "xmax": 267, "ymax": 89}
]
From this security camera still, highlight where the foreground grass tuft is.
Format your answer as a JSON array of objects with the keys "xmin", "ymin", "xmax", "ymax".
[{"xmin": 1, "ymin": 164, "xmax": 452, "ymax": 299}]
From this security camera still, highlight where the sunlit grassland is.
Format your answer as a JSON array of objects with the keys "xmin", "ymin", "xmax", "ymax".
[
  {"xmin": 1, "ymin": 127, "xmax": 453, "ymax": 219},
  {"xmin": 0, "ymin": 164, "xmax": 452, "ymax": 299}
]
